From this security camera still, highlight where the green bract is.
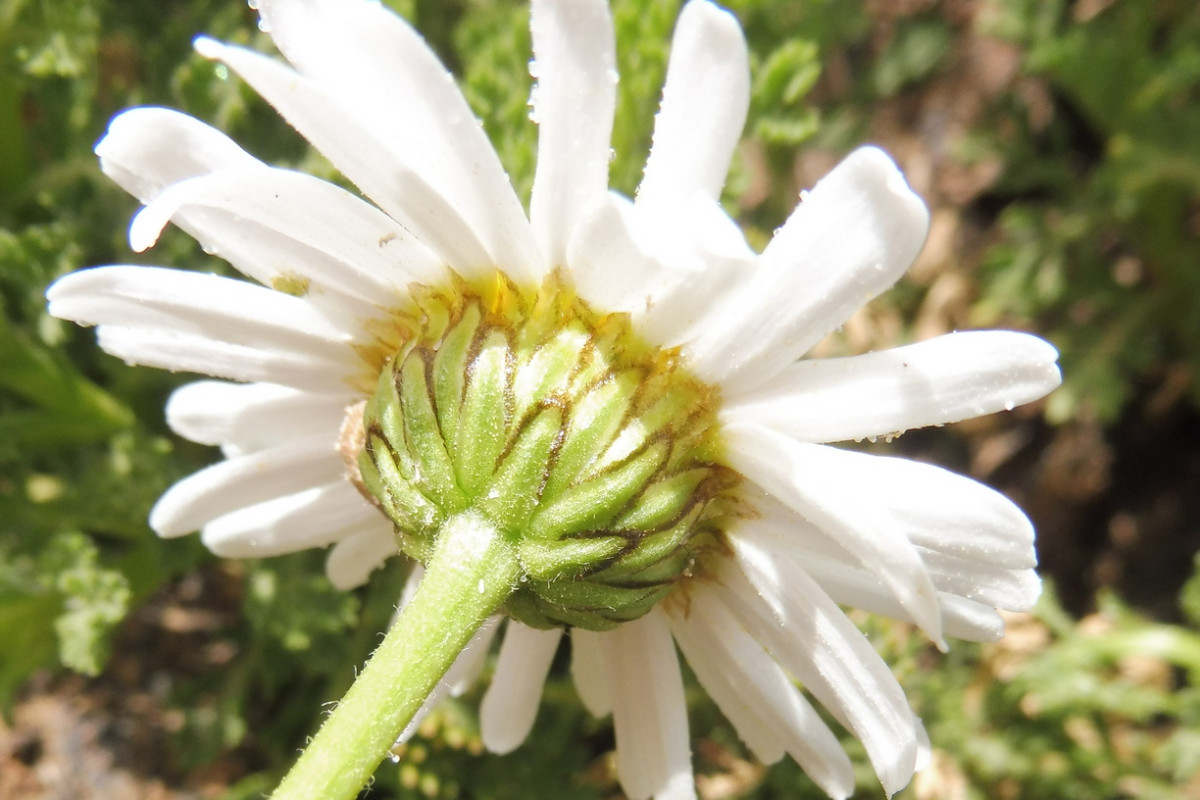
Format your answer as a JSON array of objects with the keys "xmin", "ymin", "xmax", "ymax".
[{"xmin": 355, "ymin": 271, "xmax": 737, "ymax": 631}]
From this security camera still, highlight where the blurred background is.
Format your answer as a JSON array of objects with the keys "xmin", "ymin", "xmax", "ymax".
[{"xmin": 1, "ymin": 0, "xmax": 1198, "ymax": 797}]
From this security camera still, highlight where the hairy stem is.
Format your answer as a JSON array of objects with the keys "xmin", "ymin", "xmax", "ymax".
[{"xmin": 271, "ymin": 510, "xmax": 519, "ymax": 800}]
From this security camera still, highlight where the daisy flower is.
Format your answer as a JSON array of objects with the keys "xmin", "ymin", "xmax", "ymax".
[{"xmin": 46, "ymin": 1, "xmax": 1061, "ymax": 799}]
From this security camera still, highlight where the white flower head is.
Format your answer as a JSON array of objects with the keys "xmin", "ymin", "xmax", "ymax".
[{"xmin": 46, "ymin": 1, "xmax": 1062, "ymax": 799}]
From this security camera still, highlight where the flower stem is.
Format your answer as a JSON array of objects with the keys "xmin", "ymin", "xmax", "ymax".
[{"xmin": 270, "ymin": 510, "xmax": 520, "ymax": 800}]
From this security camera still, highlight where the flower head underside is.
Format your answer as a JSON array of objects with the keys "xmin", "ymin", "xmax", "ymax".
[
  {"xmin": 45, "ymin": 1, "xmax": 1063, "ymax": 798},
  {"xmin": 351, "ymin": 269, "xmax": 739, "ymax": 631}
]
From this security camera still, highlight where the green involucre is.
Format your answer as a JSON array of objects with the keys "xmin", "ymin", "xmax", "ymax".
[{"xmin": 356, "ymin": 272, "xmax": 738, "ymax": 631}]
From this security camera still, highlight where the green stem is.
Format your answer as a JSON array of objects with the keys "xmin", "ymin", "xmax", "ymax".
[{"xmin": 271, "ymin": 510, "xmax": 519, "ymax": 800}]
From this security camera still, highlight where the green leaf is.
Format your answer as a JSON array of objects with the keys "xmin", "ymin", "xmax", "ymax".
[
  {"xmin": 751, "ymin": 38, "xmax": 821, "ymax": 146},
  {"xmin": 1180, "ymin": 554, "xmax": 1200, "ymax": 628},
  {"xmin": 0, "ymin": 586, "xmax": 61, "ymax": 710}
]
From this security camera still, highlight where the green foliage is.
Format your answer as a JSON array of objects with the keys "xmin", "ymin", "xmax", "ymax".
[
  {"xmin": 1, "ymin": 1, "xmax": 1198, "ymax": 799},
  {"xmin": 44, "ymin": 531, "xmax": 132, "ymax": 674},
  {"xmin": 0, "ymin": 549, "xmax": 59, "ymax": 707},
  {"xmin": 607, "ymin": 0, "xmax": 679, "ymax": 196},
  {"xmin": 1182, "ymin": 554, "xmax": 1200, "ymax": 628},
  {"xmin": 0, "ymin": 0, "xmax": 221, "ymax": 711},
  {"xmin": 871, "ymin": 16, "xmax": 951, "ymax": 97},
  {"xmin": 0, "ymin": 530, "xmax": 129, "ymax": 704},
  {"xmin": 243, "ymin": 557, "xmax": 361, "ymax": 667},
  {"xmin": 910, "ymin": 584, "xmax": 1200, "ymax": 800},
  {"xmin": 973, "ymin": 0, "xmax": 1200, "ymax": 422},
  {"xmin": 380, "ymin": 683, "xmax": 607, "ymax": 800},
  {"xmin": 7, "ymin": 0, "xmax": 101, "ymax": 80},
  {"xmin": 456, "ymin": 0, "xmax": 538, "ymax": 204},
  {"xmin": 750, "ymin": 39, "xmax": 821, "ymax": 147}
]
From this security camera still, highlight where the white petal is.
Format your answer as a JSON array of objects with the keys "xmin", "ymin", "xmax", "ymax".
[
  {"xmin": 567, "ymin": 193, "xmax": 683, "ymax": 316},
  {"xmin": 46, "ymin": 266, "xmax": 354, "ymax": 360},
  {"xmin": 808, "ymin": 555, "xmax": 1008, "ymax": 642},
  {"xmin": 667, "ymin": 586, "xmax": 855, "ymax": 799},
  {"xmin": 601, "ymin": 608, "xmax": 695, "ymax": 800},
  {"xmin": 324, "ymin": 522, "xmax": 398, "ymax": 590},
  {"xmin": 934, "ymin": 596, "xmax": 1008, "ymax": 641},
  {"xmin": 130, "ymin": 167, "xmax": 446, "ymax": 299},
  {"xmin": 98, "ymin": 111, "xmax": 377, "ymax": 320},
  {"xmin": 915, "ymin": 718, "xmax": 932, "ymax": 774},
  {"xmin": 726, "ymin": 424, "xmax": 946, "ymax": 647},
  {"xmin": 733, "ymin": 519, "xmax": 1006, "ymax": 642},
  {"xmin": 95, "ymin": 325, "xmax": 348, "ymax": 391},
  {"xmin": 730, "ymin": 482, "xmax": 1035, "ymax": 629},
  {"xmin": 150, "ymin": 434, "xmax": 342, "ymax": 536},
  {"xmin": 686, "ymin": 147, "xmax": 929, "ymax": 392},
  {"xmin": 633, "ymin": 195, "xmax": 757, "ymax": 348},
  {"xmin": 787, "ymin": 442, "xmax": 1038, "ymax": 571},
  {"xmin": 568, "ymin": 191, "xmax": 755, "ymax": 348},
  {"xmin": 480, "ymin": 623, "xmax": 563, "ymax": 754},
  {"xmin": 670, "ymin": 602, "xmax": 786, "ymax": 765},
  {"xmin": 253, "ymin": 0, "xmax": 543, "ymax": 281},
  {"xmin": 723, "ymin": 331, "xmax": 1062, "ymax": 439},
  {"xmin": 529, "ymin": 0, "xmax": 616, "ymax": 268},
  {"xmin": 200, "ymin": 480, "xmax": 377, "ymax": 557},
  {"xmin": 916, "ymin": 547, "xmax": 1041, "ymax": 612},
  {"xmin": 730, "ymin": 490, "xmax": 1007, "ymax": 639},
  {"xmin": 570, "ymin": 628, "xmax": 611, "ymax": 717},
  {"xmin": 714, "ymin": 556, "xmax": 919, "ymax": 797},
  {"xmin": 95, "ymin": 107, "xmax": 263, "ymax": 202},
  {"xmin": 194, "ymin": 37, "xmax": 494, "ymax": 275},
  {"xmin": 90, "ymin": 111, "xmax": 389, "ymax": 317},
  {"xmin": 637, "ymin": 0, "xmax": 749, "ymax": 212},
  {"xmin": 165, "ymin": 380, "xmax": 351, "ymax": 452}
]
